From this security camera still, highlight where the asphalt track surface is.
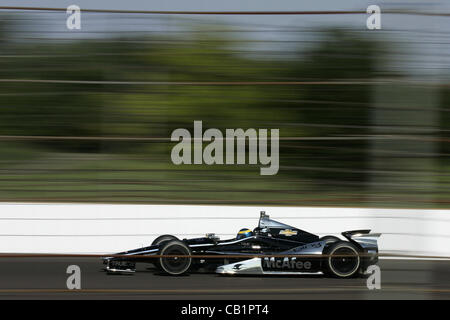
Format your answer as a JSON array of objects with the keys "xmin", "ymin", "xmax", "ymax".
[{"xmin": 0, "ymin": 258, "xmax": 448, "ymax": 299}]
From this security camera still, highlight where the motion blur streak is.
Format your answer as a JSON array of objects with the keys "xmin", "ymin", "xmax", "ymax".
[
  {"xmin": 0, "ymin": 7, "xmax": 448, "ymax": 209},
  {"xmin": 0, "ymin": 3, "xmax": 448, "ymax": 300}
]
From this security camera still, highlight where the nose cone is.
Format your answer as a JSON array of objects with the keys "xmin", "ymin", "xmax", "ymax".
[{"xmin": 215, "ymin": 266, "xmax": 226, "ymax": 274}]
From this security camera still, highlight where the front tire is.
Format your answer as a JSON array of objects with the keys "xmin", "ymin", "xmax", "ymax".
[
  {"xmin": 152, "ymin": 234, "xmax": 179, "ymax": 246},
  {"xmin": 324, "ymin": 241, "xmax": 360, "ymax": 278},
  {"xmin": 159, "ymin": 240, "xmax": 192, "ymax": 276}
]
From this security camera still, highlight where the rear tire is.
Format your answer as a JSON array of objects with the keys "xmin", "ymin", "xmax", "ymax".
[
  {"xmin": 319, "ymin": 235, "xmax": 340, "ymax": 244},
  {"xmin": 324, "ymin": 241, "xmax": 360, "ymax": 278},
  {"xmin": 159, "ymin": 240, "xmax": 192, "ymax": 276}
]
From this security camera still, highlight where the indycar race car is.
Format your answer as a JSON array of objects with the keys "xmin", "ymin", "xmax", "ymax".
[{"xmin": 103, "ymin": 211, "xmax": 380, "ymax": 278}]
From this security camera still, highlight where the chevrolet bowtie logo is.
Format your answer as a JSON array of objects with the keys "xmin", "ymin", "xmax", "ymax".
[{"xmin": 279, "ymin": 229, "xmax": 298, "ymax": 236}]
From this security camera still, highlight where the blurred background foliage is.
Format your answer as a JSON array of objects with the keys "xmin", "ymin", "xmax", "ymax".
[{"xmin": 0, "ymin": 15, "xmax": 448, "ymax": 207}]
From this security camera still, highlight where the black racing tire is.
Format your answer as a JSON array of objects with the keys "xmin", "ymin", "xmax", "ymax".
[
  {"xmin": 152, "ymin": 234, "xmax": 179, "ymax": 246},
  {"xmin": 151, "ymin": 235, "xmax": 179, "ymax": 270},
  {"xmin": 159, "ymin": 240, "xmax": 192, "ymax": 276},
  {"xmin": 319, "ymin": 235, "xmax": 341, "ymax": 244},
  {"xmin": 324, "ymin": 241, "xmax": 361, "ymax": 278}
]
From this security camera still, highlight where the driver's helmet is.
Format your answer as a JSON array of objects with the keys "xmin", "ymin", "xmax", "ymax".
[{"xmin": 236, "ymin": 228, "xmax": 253, "ymax": 240}]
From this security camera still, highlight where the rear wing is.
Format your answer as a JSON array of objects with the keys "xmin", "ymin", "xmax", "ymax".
[{"xmin": 342, "ymin": 230, "xmax": 381, "ymax": 250}]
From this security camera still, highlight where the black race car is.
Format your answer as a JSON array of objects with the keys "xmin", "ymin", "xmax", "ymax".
[{"xmin": 103, "ymin": 211, "xmax": 380, "ymax": 278}]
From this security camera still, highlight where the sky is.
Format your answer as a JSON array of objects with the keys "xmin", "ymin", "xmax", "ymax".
[
  {"xmin": 1, "ymin": 0, "xmax": 446, "ymax": 11},
  {"xmin": 1, "ymin": 0, "xmax": 450, "ymax": 77}
]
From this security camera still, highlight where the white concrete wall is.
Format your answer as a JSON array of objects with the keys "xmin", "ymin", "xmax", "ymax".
[{"xmin": 0, "ymin": 203, "xmax": 448, "ymax": 256}]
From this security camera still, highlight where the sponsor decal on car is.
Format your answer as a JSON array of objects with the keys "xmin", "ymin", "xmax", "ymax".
[
  {"xmin": 279, "ymin": 229, "xmax": 298, "ymax": 236},
  {"xmin": 262, "ymin": 257, "xmax": 311, "ymax": 270}
]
